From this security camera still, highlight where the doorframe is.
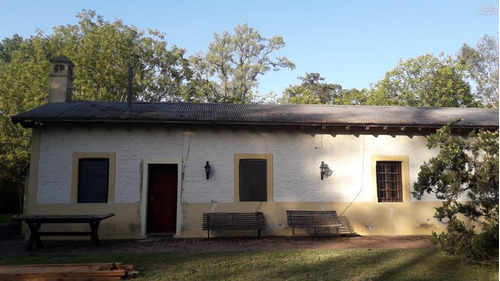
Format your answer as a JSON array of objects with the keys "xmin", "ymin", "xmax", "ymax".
[{"xmin": 141, "ymin": 158, "xmax": 183, "ymax": 237}]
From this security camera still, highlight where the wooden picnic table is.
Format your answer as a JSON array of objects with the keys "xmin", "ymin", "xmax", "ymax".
[{"xmin": 12, "ymin": 213, "xmax": 115, "ymax": 250}]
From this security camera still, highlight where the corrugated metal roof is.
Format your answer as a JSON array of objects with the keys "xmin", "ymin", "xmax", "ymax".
[{"xmin": 11, "ymin": 101, "xmax": 499, "ymax": 129}]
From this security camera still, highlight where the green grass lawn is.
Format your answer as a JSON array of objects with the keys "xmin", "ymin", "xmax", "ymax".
[{"xmin": 1, "ymin": 249, "xmax": 497, "ymax": 281}]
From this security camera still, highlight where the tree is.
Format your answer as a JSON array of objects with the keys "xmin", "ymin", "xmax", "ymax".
[
  {"xmin": 413, "ymin": 121, "xmax": 499, "ymax": 264},
  {"xmin": 46, "ymin": 10, "xmax": 192, "ymax": 102},
  {"xmin": 280, "ymin": 73, "xmax": 343, "ymax": 104},
  {"xmin": 280, "ymin": 73, "xmax": 369, "ymax": 105},
  {"xmin": 335, "ymin": 88, "xmax": 368, "ymax": 105},
  {"xmin": 0, "ymin": 34, "xmax": 24, "ymax": 63},
  {"xmin": 458, "ymin": 35, "xmax": 499, "ymax": 108},
  {"xmin": 0, "ymin": 10, "xmax": 193, "ymax": 211},
  {"xmin": 181, "ymin": 55, "xmax": 219, "ymax": 103},
  {"xmin": 196, "ymin": 23, "xmax": 295, "ymax": 103},
  {"xmin": 368, "ymin": 54, "xmax": 478, "ymax": 107},
  {"xmin": 0, "ymin": 36, "xmax": 48, "ymax": 212}
]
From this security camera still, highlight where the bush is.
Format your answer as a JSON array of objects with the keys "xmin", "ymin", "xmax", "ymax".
[{"xmin": 413, "ymin": 121, "xmax": 499, "ymax": 265}]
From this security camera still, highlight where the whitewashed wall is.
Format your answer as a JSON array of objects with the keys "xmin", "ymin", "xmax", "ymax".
[
  {"xmin": 37, "ymin": 126, "xmax": 183, "ymax": 203},
  {"xmin": 36, "ymin": 125, "xmax": 440, "ymax": 204}
]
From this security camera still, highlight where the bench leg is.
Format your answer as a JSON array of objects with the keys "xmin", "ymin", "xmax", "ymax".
[
  {"xmin": 257, "ymin": 229, "xmax": 261, "ymax": 238},
  {"xmin": 26, "ymin": 222, "xmax": 43, "ymax": 250},
  {"xmin": 89, "ymin": 220, "xmax": 101, "ymax": 248}
]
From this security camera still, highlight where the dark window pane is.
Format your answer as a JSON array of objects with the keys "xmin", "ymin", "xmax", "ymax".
[
  {"xmin": 78, "ymin": 158, "xmax": 109, "ymax": 203},
  {"xmin": 376, "ymin": 161, "xmax": 403, "ymax": 202},
  {"xmin": 239, "ymin": 159, "xmax": 267, "ymax": 202}
]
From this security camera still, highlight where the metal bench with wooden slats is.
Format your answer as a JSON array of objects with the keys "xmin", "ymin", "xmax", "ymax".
[
  {"xmin": 286, "ymin": 210, "xmax": 343, "ymax": 237},
  {"xmin": 202, "ymin": 212, "xmax": 267, "ymax": 238}
]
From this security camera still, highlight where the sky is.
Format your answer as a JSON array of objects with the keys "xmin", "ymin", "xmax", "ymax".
[{"xmin": 1, "ymin": 0, "xmax": 498, "ymax": 96}]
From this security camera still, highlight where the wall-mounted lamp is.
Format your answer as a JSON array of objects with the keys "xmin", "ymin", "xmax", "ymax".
[
  {"xmin": 204, "ymin": 161, "xmax": 211, "ymax": 180},
  {"xmin": 320, "ymin": 161, "xmax": 328, "ymax": 180}
]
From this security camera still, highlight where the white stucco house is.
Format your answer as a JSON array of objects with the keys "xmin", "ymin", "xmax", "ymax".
[{"xmin": 11, "ymin": 56, "xmax": 499, "ymax": 239}]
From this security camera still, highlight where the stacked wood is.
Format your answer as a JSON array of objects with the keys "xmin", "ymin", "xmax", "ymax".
[{"xmin": 0, "ymin": 263, "xmax": 138, "ymax": 280}]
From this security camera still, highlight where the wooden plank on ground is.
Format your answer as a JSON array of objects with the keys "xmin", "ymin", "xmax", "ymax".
[
  {"xmin": 0, "ymin": 270, "xmax": 126, "ymax": 278},
  {"xmin": 0, "ymin": 263, "xmax": 132, "ymax": 270},
  {"xmin": 1, "ymin": 266, "xmax": 133, "ymax": 274},
  {"xmin": 0, "ymin": 263, "xmax": 136, "ymax": 281},
  {"xmin": 0, "ymin": 277, "xmax": 121, "ymax": 281}
]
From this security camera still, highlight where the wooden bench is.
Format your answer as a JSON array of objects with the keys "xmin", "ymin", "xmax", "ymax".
[
  {"xmin": 12, "ymin": 213, "xmax": 115, "ymax": 250},
  {"xmin": 286, "ymin": 210, "xmax": 342, "ymax": 237},
  {"xmin": 202, "ymin": 212, "xmax": 266, "ymax": 238}
]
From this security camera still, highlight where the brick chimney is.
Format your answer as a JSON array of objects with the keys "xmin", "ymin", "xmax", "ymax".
[{"xmin": 48, "ymin": 55, "xmax": 74, "ymax": 103}]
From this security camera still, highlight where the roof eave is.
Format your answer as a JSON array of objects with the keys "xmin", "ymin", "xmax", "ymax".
[{"xmin": 13, "ymin": 117, "xmax": 499, "ymax": 131}]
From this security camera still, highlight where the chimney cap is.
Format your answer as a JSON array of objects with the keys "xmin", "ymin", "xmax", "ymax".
[{"xmin": 49, "ymin": 55, "xmax": 75, "ymax": 66}]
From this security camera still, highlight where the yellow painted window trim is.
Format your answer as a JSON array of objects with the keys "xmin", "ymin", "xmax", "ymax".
[
  {"xmin": 371, "ymin": 155, "xmax": 410, "ymax": 203},
  {"xmin": 234, "ymin": 154, "xmax": 273, "ymax": 202},
  {"xmin": 71, "ymin": 152, "xmax": 116, "ymax": 204}
]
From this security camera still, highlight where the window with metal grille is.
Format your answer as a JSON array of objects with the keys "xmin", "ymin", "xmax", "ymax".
[
  {"xmin": 376, "ymin": 161, "xmax": 403, "ymax": 202},
  {"xmin": 239, "ymin": 159, "xmax": 267, "ymax": 202},
  {"xmin": 78, "ymin": 158, "xmax": 109, "ymax": 203}
]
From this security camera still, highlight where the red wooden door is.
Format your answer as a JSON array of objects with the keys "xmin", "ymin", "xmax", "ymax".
[{"xmin": 147, "ymin": 164, "xmax": 178, "ymax": 234}]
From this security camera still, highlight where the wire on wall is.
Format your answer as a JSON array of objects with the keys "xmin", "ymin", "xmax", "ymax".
[
  {"xmin": 255, "ymin": 201, "xmax": 263, "ymax": 212},
  {"xmin": 339, "ymin": 135, "xmax": 366, "ymax": 217},
  {"xmin": 180, "ymin": 132, "xmax": 192, "ymax": 204},
  {"xmin": 182, "ymin": 132, "xmax": 192, "ymax": 175}
]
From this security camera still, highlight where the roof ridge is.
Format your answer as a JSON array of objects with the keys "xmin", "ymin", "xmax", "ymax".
[{"xmin": 63, "ymin": 100, "xmax": 497, "ymax": 110}]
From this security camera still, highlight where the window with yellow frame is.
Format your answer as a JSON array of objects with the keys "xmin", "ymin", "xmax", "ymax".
[
  {"xmin": 71, "ymin": 152, "xmax": 116, "ymax": 204},
  {"xmin": 234, "ymin": 154, "xmax": 273, "ymax": 202},
  {"xmin": 371, "ymin": 156, "xmax": 410, "ymax": 203}
]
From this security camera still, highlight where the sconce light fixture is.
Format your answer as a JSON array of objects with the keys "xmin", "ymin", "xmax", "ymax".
[
  {"xmin": 320, "ymin": 161, "xmax": 328, "ymax": 180},
  {"xmin": 204, "ymin": 161, "xmax": 211, "ymax": 180}
]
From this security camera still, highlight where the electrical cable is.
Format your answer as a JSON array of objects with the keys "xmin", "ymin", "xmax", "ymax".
[{"xmin": 339, "ymin": 135, "xmax": 366, "ymax": 216}]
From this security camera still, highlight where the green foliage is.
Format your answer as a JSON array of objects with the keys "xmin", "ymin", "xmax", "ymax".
[
  {"xmin": 280, "ymin": 73, "xmax": 365, "ymax": 105},
  {"xmin": 280, "ymin": 73, "xmax": 341, "ymax": 104},
  {"xmin": 0, "ymin": 34, "xmax": 23, "ymax": 63},
  {"xmin": 194, "ymin": 23, "xmax": 295, "ymax": 103},
  {"xmin": 413, "ymin": 121, "xmax": 499, "ymax": 264},
  {"xmin": 368, "ymin": 54, "xmax": 479, "ymax": 107},
  {"xmin": 458, "ymin": 35, "xmax": 499, "ymax": 108},
  {"xmin": 0, "ymin": 35, "xmax": 49, "ymax": 212},
  {"xmin": 46, "ymin": 10, "xmax": 192, "ymax": 102},
  {"xmin": 181, "ymin": 56, "xmax": 219, "ymax": 102},
  {"xmin": 0, "ymin": 10, "xmax": 192, "ymax": 211},
  {"xmin": 281, "ymin": 84, "xmax": 322, "ymax": 104},
  {"xmin": 335, "ymin": 88, "xmax": 369, "ymax": 105}
]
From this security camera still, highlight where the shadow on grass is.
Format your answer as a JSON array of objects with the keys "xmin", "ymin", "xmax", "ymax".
[
  {"xmin": 254, "ymin": 249, "xmax": 405, "ymax": 280},
  {"xmin": 1, "ymin": 247, "xmax": 497, "ymax": 281},
  {"xmin": 134, "ymin": 249, "xmax": 496, "ymax": 281},
  {"xmin": 251, "ymin": 249, "xmax": 497, "ymax": 281}
]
